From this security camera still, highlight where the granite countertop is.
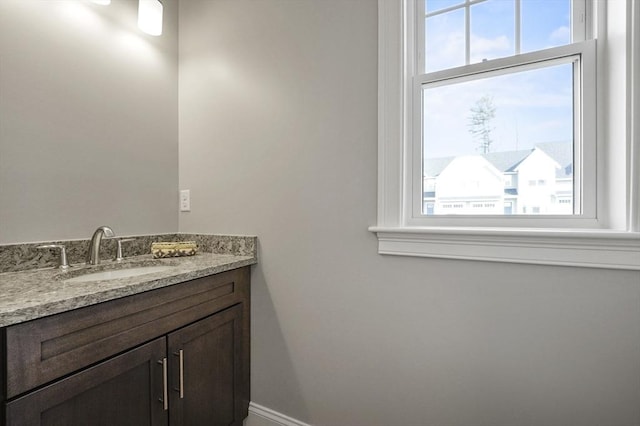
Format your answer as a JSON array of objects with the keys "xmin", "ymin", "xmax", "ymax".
[{"xmin": 0, "ymin": 252, "xmax": 256, "ymax": 327}]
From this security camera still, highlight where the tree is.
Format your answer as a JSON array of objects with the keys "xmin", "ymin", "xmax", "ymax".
[{"xmin": 468, "ymin": 95, "xmax": 496, "ymax": 154}]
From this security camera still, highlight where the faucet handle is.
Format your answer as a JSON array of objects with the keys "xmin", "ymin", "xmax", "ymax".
[
  {"xmin": 115, "ymin": 238, "xmax": 136, "ymax": 262},
  {"xmin": 37, "ymin": 244, "xmax": 70, "ymax": 270}
]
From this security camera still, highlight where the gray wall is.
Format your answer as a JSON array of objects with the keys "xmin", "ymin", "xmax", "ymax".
[
  {"xmin": 2, "ymin": 0, "xmax": 638, "ymax": 424},
  {"xmin": 178, "ymin": 1, "xmax": 640, "ymax": 425},
  {"xmin": 0, "ymin": 0, "xmax": 179, "ymax": 243}
]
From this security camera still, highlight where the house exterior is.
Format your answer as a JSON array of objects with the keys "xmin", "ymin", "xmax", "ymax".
[{"xmin": 423, "ymin": 142, "xmax": 573, "ymax": 215}]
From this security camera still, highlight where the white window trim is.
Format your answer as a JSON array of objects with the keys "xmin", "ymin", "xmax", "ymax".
[{"xmin": 370, "ymin": 0, "xmax": 640, "ymax": 270}]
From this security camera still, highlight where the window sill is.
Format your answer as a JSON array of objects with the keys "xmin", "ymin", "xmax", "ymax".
[{"xmin": 368, "ymin": 226, "xmax": 640, "ymax": 270}]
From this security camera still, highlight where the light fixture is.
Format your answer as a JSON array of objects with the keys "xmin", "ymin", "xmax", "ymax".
[
  {"xmin": 138, "ymin": 0, "xmax": 163, "ymax": 36},
  {"xmin": 90, "ymin": 0, "xmax": 111, "ymax": 4}
]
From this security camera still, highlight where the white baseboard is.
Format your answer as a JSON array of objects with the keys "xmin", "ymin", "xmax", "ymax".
[{"xmin": 245, "ymin": 402, "xmax": 312, "ymax": 426}]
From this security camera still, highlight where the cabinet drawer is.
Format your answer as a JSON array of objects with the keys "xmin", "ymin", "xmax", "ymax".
[{"xmin": 5, "ymin": 267, "xmax": 250, "ymax": 398}]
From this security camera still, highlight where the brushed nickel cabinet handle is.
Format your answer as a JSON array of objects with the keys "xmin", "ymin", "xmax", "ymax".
[
  {"xmin": 158, "ymin": 358, "xmax": 168, "ymax": 410},
  {"xmin": 173, "ymin": 350, "xmax": 184, "ymax": 399}
]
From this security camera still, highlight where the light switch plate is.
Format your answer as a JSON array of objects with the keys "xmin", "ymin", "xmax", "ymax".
[{"xmin": 180, "ymin": 190, "xmax": 191, "ymax": 212}]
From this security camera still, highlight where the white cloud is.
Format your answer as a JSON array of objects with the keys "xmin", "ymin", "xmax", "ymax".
[
  {"xmin": 471, "ymin": 34, "xmax": 510, "ymax": 55},
  {"xmin": 549, "ymin": 26, "xmax": 570, "ymax": 42},
  {"xmin": 426, "ymin": 30, "xmax": 465, "ymax": 72},
  {"xmin": 427, "ymin": 33, "xmax": 512, "ymax": 72},
  {"xmin": 470, "ymin": 34, "xmax": 511, "ymax": 63}
]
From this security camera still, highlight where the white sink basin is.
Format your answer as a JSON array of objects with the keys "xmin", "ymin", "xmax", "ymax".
[{"xmin": 65, "ymin": 266, "xmax": 174, "ymax": 283}]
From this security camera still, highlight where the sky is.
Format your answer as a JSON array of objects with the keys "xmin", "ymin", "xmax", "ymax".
[{"xmin": 422, "ymin": 0, "xmax": 574, "ymax": 159}]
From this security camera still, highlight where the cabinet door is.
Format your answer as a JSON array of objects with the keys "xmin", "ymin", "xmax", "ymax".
[
  {"xmin": 168, "ymin": 305, "xmax": 244, "ymax": 426},
  {"xmin": 6, "ymin": 337, "xmax": 168, "ymax": 426}
]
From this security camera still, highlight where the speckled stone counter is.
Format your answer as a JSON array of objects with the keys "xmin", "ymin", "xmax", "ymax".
[
  {"xmin": 0, "ymin": 252, "xmax": 256, "ymax": 327},
  {"xmin": 0, "ymin": 233, "xmax": 258, "ymax": 327}
]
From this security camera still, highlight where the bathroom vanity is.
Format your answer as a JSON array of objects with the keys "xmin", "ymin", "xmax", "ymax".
[{"xmin": 0, "ymin": 248, "xmax": 255, "ymax": 426}]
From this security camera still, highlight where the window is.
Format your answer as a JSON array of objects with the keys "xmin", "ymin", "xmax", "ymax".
[
  {"xmin": 415, "ymin": 0, "xmax": 594, "ymax": 220},
  {"xmin": 371, "ymin": 0, "xmax": 640, "ymax": 269},
  {"xmin": 408, "ymin": 0, "xmax": 592, "ymax": 223}
]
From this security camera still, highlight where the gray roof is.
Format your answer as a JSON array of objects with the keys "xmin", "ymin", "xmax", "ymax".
[
  {"xmin": 535, "ymin": 141, "xmax": 573, "ymax": 178},
  {"xmin": 482, "ymin": 149, "xmax": 532, "ymax": 172},
  {"xmin": 424, "ymin": 141, "xmax": 573, "ymax": 178},
  {"xmin": 424, "ymin": 156, "xmax": 455, "ymax": 177}
]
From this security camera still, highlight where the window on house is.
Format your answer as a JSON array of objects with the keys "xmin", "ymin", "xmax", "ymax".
[
  {"xmin": 504, "ymin": 201, "xmax": 513, "ymax": 215},
  {"xmin": 417, "ymin": 0, "xmax": 593, "ymax": 218},
  {"xmin": 425, "ymin": 203, "xmax": 435, "ymax": 215}
]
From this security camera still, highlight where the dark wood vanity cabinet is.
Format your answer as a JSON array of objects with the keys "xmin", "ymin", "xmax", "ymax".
[{"xmin": 1, "ymin": 266, "xmax": 251, "ymax": 426}]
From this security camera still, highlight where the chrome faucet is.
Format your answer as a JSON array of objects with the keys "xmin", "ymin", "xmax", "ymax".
[{"xmin": 87, "ymin": 226, "xmax": 115, "ymax": 265}]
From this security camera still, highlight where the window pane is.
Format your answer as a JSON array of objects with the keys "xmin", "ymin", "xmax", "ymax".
[
  {"xmin": 425, "ymin": 0, "xmax": 463, "ymax": 14},
  {"xmin": 421, "ymin": 62, "xmax": 575, "ymax": 216},
  {"xmin": 522, "ymin": 0, "xmax": 571, "ymax": 53},
  {"xmin": 425, "ymin": 9, "xmax": 465, "ymax": 73},
  {"xmin": 470, "ymin": 0, "xmax": 515, "ymax": 63}
]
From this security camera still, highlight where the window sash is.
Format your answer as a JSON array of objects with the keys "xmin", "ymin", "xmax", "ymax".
[
  {"xmin": 415, "ymin": 0, "xmax": 588, "ymax": 75},
  {"xmin": 407, "ymin": 37, "xmax": 597, "ymax": 228}
]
